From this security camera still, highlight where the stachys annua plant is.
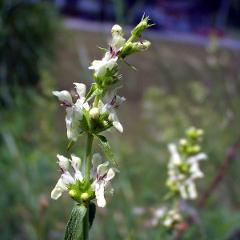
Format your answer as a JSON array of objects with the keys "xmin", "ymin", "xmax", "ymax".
[{"xmin": 51, "ymin": 16, "xmax": 153, "ymax": 240}]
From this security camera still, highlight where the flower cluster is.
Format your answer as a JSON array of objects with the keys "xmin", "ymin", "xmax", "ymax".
[
  {"xmin": 166, "ymin": 127, "xmax": 207, "ymax": 200},
  {"xmin": 145, "ymin": 127, "xmax": 207, "ymax": 230},
  {"xmin": 51, "ymin": 153, "xmax": 115, "ymax": 208},
  {"xmin": 51, "ymin": 16, "xmax": 152, "ymax": 215},
  {"xmin": 53, "ymin": 83, "xmax": 125, "ymax": 142}
]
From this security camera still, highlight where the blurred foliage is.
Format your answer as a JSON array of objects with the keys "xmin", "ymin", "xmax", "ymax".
[{"xmin": 0, "ymin": 0, "xmax": 59, "ymax": 105}]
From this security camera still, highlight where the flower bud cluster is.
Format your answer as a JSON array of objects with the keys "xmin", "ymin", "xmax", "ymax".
[
  {"xmin": 89, "ymin": 16, "xmax": 152, "ymax": 90},
  {"xmin": 166, "ymin": 127, "xmax": 207, "ymax": 200},
  {"xmin": 131, "ymin": 15, "xmax": 153, "ymax": 38}
]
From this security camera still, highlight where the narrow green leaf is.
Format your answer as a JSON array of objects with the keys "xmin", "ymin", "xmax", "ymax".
[
  {"xmin": 67, "ymin": 140, "xmax": 75, "ymax": 151},
  {"xmin": 95, "ymin": 134, "xmax": 118, "ymax": 166},
  {"xmin": 64, "ymin": 204, "xmax": 87, "ymax": 240},
  {"xmin": 89, "ymin": 202, "xmax": 96, "ymax": 229},
  {"xmin": 121, "ymin": 59, "xmax": 137, "ymax": 71}
]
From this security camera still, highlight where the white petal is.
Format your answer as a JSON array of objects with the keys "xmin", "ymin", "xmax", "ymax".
[
  {"xmin": 52, "ymin": 90, "xmax": 73, "ymax": 105},
  {"xmin": 65, "ymin": 108, "xmax": 80, "ymax": 142},
  {"xmin": 179, "ymin": 185, "xmax": 188, "ymax": 199},
  {"xmin": 74, "ymin": 170, "xmax": 83, "ymax": 181},
  {"xmin": 89, "ymin": 53, "xmax": 117, "ymax": 77},
  {"xmin": 51, "ymin": 178, "xmax": 67, "ymax": 200},
  {"xmin": 168, "ymin": 143, "xmax": 182, "ymax": 165},
  {"xmin": 111, "ymin": 35, "xmax": 126, "ymax": 51},
  {"xmin": 97, "ymin": 162, "xmax": 109, "ymax": 177},
  {"xmin": 73, "ymin": 83, "xmax": 86, "ymax": 98},
  {"xmin": 187, "ymin": 181, "xmax": 197, "ymax": 199},
  {"xmin": 57, "ymin": 154, "xmax": 69, "ymax": 171},
  {"xmin": 61, "ymin": 172, "xmax": 75, "ymax": 185},
  {"xmin": 105, "ymin": 168, "xmax": 115, "ymax": 182},
  {"xmin": 187, "ymin": 153, "xmax": 207, "ymax": 164},
  {"xmin": 113, "ymin": 121, "xmax": 123, "ymax": 133},
  {"xmin": 190, "ymin": 162, "xmax": 204, "ymax": 179},
  {"xmin": 95, "ymin": 183, "xmax": 106, "ymax": 208},
  {"xmin": 71, "ymin": 155, "xmax": 81, "ymax": 171}
]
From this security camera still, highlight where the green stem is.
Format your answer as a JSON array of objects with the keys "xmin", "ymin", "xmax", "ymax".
[
  {"xmin": 82, "ymin": 134, "xmax": 94, "ymax": 240},
  {"xmin": 84, "ymin": 133, "xmax": 94, "ymax": 181},
  {"xmin": 126, "ymin": 35, "xmax": 135, "ymax": 44}
]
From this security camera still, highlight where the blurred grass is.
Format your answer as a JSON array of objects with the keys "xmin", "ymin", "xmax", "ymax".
[{"xmin": 1, "ymin": 26, "xmax": 240, "ymax": 239}]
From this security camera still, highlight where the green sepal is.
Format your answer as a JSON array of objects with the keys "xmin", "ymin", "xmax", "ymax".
[
  {"xmin": 64, "ymin": 204, "xmax": 87, "ymax": 240},
  {"xmin": 68, "ymin": 179, "xmax": 95, "ymax": 203},
  {"xmin": 89, "ymin": 202, "xmax": 96, "ymax": 229},
  {"xmin": 85, "ymin": 83, "xmax": 97, "ymax": 101},
  {"xmin": 95, "ymin": 134, "xmax": 118, "ymax": 166},
  {"xmin": 81, "ymin": 109, "xmax": 91, "ymax": 132}
]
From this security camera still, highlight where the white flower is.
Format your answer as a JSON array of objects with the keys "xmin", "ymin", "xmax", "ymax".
[
  {"xmin": 92, "ymin": 162, "xmax": 116, "ymax": 208},
  {"xmin": 73, "ymin": 83, "xmax": 86, "ymax": 98},
  {"xmin": 188, "ymin": 153, "xmax": 207, "ymax": 179},
  {"xmin": 111, "ymin": 24, "xmax": 123, "ymax": 36},
  {"xmin": 150, "ymin": 207, "xmax": 167, "ymax": 226},
  {"xmin": 71, "ymin": 154, "xmax": 83, "ymax": 181},
  {"xmin": 57, "ymin": 154, "xmax": 69, "ymax": 171},
  {"xmin": 52, "ymin": 90, "xmax": 73, "ymax": 106},
  {"xmin": 99, "ymin": 95, "xmax": 125, "ymax": 133},
  {"xmin": 110, "ymin": 25, "xmax": 126, "ymax": 53},
  {"xmin": 53, "ymin": 83, "xmax": 89, "ymax": 141},
  {"xmin": 89, "ymin": 52, "xmax": 118, "ymax": 77},
  {"xmin": 163, "ymin": 209, "xmax": 182, "ymax": 227},
  {"xmin": 167, "ymin": 143, "xmax": 207, "ymax": 200},
  {"xmin": 51, "ymin": 154, "xmax": 83, "ymax": 200},
  {"xmin": 168, "ymin": 143, "xmax": 182, "ymax": 166}
]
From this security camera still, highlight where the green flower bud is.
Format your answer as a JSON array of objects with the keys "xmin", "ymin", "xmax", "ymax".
[
  {"xmin": 133, "ymin": 40, "xmax": 151, "ymax": 51},
  {"xmin": 196, "ymin": 129, "xmax": 204, "ymax": 137},
  {"xmin": 179, "ymin": 163, "xmax": 189, "ymax": 174},
  {"xmin": 131, "ymin": 16, "xmax": 151, "ymax": 38},
  {"xmin": 81, "ymin": 192, "xmax": 89, "ymax": 201},
  {"xmin": 120, "ymin": 40, "xmax": 151, "ymax": 58},
  {"xmin": 89, "ymin": 107, "xmax": 99, "ymax": 119},
  {"xmin": 69, "ymin": 189, "xmax": 78, "ymax": 198},
  {"xmin": 192, "ymin": 145, "xmax": 201, "ymax": 154},
  {"xmin": 186, "ymin": 127, "xmax": 198, "ymax": 139}
]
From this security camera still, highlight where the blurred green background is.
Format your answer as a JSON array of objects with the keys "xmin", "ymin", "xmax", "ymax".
[{"xmin": 1, "ymin": 1, "xmax": 240, "ymax": 240}]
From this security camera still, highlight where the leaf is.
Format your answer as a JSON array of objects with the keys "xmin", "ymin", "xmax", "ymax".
[
  {"xmin": 64, "ymin": 204, "xmax": 87, "ymax": 240},
  {"xmin": 95, "ymin": 134, "xmax": 118, "ymax": 166},
  {"xmin": 89, "ymin": 202, "xmax": 96, "ymax": 229},
  {"xmin": 67, "ymin": 140, "xmax": 75, "ymax": 151},
  {"xmin": 121, "ymin": 59, "xmax": 137, "ymax": 71}
]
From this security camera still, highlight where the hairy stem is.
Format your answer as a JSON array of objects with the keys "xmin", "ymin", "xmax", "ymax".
[{"xmin": 84, "ymin": 133, "xmax": 94, "ymax": 181}]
